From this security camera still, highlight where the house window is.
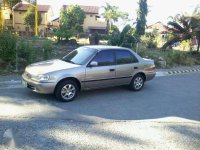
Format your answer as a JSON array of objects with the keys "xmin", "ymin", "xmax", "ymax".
[{"xmin": 90, "ymin": 15, "xmax": 93, "ymax": 17}]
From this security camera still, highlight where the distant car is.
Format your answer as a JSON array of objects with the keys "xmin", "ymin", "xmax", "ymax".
[{"xmin": 22, "ymin": 45, "xmax": 156, "ymax": 102}]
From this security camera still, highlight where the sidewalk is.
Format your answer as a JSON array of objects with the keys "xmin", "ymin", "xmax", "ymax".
[{"xmin": 0, "ymin": 75, "xmax": 21, "ymax": 82}]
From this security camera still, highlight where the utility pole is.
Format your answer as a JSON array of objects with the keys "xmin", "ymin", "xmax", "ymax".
[{"xmin": 34, "ymin": 0, "xmax": 38, "ymax": 36}]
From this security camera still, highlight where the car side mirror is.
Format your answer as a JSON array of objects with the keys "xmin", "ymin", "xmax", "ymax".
[{"xmin": 89, "ymin": 61, "xmax": 98, "ymax": 67}]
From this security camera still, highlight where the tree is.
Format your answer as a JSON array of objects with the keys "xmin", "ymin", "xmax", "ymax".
[
  {"xmin": 54, "ymin": 5, "xmax": 85, "ymax": 41},
  {"xmin": 136, "ymin": 0, "xmax": 148, "ymax": 36},
  {"xmin": 102, "ymin": 3, "xmax": 128, "ymax": 33},
  {"xmin": 23, "ymin": 5, "xmax": 42, "ymax": 31},
  {"xmin": 6, "ymin": 0, "xmax": 21, "ymax": 8},
  {"xmin": 190, "ymin": 7, "xmax": 200, "ymax": 52},
  {"xmin": 108, "ymin": 24, "xmax": 137, "ymax": 48},
  {"xmin": 162, "ymin": 7, "xmax": 200, "ymax": 51}
]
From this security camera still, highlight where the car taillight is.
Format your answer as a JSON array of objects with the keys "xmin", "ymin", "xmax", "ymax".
[{"xmin": 145, "ymin": 65, "xmax": 156, "ymax": 71}]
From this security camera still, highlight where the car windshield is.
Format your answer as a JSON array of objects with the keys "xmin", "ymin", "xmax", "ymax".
[{"xmin": 61, "ymin": 47, "xmax": 97, "ymax": 65}]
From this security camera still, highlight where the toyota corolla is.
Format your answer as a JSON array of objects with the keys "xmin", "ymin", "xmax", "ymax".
[{"xmin": 22, "ymin": 45, "xmax": 156, "ymax": 102}]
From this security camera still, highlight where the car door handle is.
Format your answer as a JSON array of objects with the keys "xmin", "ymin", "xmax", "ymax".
[
  {"xmin": 109, "ymin": 69, "xmax": 115, "ymax": 72},
  {"xmin": 134, "ymin": 67, "xmax": 138, "ymax": 69}
]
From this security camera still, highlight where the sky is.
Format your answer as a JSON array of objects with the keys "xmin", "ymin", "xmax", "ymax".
[{"xmin": 37, "ymin": 0, "xmax": 200, "ymax": 25}]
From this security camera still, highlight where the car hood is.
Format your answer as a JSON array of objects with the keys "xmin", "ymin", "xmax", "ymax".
[{"xmin": 25, "ymin": 59, "xmax": 80, "ymax": 75}]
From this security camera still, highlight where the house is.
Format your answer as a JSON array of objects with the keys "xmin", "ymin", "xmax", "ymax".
[
  {"xmin": 0, "ymin": 0, "xmax": 12, "ymax": 30},
  {"xmin": 12, "ymin": 2, "xmax": 53, "ymax": 36},
  {"xmin": 52, "ymin": 5, "xmax": 107, "ymax": 34},
  {"xmin": 146, "ymin": 21, "xmax": 169, "ymax": 38}
]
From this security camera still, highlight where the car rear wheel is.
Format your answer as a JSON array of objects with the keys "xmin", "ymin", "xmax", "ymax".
[
  {"xmin": 55, "ymin": 80, "xmax": 79, "ymax": 102},
  {"xmin": 129, "ymin": 74, "xmax": 144, "ymax": 91}
]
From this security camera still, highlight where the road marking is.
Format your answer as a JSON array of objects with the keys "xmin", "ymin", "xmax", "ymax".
[{"xmin": 167, "ymin": 68, "xmax": 200, "ymax": 75}]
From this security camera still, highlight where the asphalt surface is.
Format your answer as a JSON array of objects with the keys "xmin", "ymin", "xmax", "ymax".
[{"xmin": 0, "ymin": 72, "xmax": 200, "ymax": 149}]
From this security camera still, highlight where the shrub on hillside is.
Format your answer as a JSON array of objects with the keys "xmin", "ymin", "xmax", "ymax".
[
  {"xmin": 0, "ymin": 32, "xmax": 17, "ymax": 62},
  {"xmin": 108, "ymin": 25, "xmax": 137, "ymax": 48}
]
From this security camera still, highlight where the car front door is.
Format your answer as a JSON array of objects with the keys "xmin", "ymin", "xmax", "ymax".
[
  {"xmin": 115, "ymin": 50, "xmax": 139, "ymax": 85},
  {"xmin": 84, "ymin": 50, "xmax": 116, "ymax": 89}
]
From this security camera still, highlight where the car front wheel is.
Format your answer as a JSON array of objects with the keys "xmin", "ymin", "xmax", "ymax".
[
  {"xmin": 129, "ymin": 74, "xmax": 144, "ymax": 91},
  {"xmin": 55, "ymin": 80, "xmax": 79, "ymax": 102}
]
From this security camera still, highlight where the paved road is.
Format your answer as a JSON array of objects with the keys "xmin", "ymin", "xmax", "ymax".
[{"xmin": 0, "ymin": 73, "xmax": 200, "ymax": 149}]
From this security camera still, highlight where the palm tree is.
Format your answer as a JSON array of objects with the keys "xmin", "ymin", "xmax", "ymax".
[
  {"xmin": 161, "ymin": 14, "xmax": 192, "ymax": 50},
  {"xmin": 162, "ymin": 7, "xmax": 200, "ymax": 52},
  {"xmin": 190, "ymin": 7, "xmax": 200, "ymax": 52},
  {"xmin": 102, "ymin": 3, "xmax": 128, "ymax": 33}
]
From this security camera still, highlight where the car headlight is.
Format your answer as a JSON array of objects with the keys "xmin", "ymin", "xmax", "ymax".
[{"xmin": 37, "ymin": 74, "xmax": 50, "ymax": 81}]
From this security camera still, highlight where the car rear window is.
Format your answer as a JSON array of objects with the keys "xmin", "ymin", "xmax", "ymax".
[{"xmin": 116, "ymin": 50, "xmax": 138, "ymax": 64}]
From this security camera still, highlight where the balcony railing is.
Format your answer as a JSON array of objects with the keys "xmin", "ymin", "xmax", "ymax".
[{"xmin": 5, "ymin": 19, "xmax": 12, "ymax": 26}]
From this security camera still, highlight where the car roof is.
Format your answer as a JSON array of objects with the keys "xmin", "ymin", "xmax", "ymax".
[{"xmin": 83, "ymin": 45, "xmax": 132, "ymax": 52}]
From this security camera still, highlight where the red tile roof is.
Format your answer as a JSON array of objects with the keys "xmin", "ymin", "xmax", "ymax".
[
  {"xmin": 13, "ymin": 2, "xmax": 50, "ymax": 12},
  {"xmin": 147, "ymin": 21, "xmax": 169, "ymax": 33},
  {"xmin": 63, "ymin": 5, "xmax": 99, "ymax": 14}
]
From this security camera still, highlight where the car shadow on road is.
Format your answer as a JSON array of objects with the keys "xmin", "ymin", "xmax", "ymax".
[
  {"xmin": 1, "ymin": 74, "xmax": 200, "ymax": 122},
  {"xmin": 50, "ymin": 75, "xmax": 200, "ymax": 122}
]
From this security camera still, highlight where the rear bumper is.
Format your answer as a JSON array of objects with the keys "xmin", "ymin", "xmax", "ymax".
[
  {"xmin": 22, "ymin": 74, "xmax": 56, "ymax": 94},
  {"xmin": 145, "ymin": 71, "xmax": 156, "ymax": 81}
]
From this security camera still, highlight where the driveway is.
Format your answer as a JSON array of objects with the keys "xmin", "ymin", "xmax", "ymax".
[{"xmin": 0, "ymin": 73, "xmax": 200, "ymax": 149}]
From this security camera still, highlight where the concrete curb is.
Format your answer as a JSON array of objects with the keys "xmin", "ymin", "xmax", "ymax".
[{"xmin": 167, "ymin": 68, "xmax": 200, "ymax": 75}]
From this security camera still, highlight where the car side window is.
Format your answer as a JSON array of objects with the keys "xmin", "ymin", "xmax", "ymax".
[
  {"xmin": 116, "ymin": 50, "xmax": 138, "ymax": 64},
  {"xmin": 92, "ymin": 50, "xmax": 115, "ymax": 66}
]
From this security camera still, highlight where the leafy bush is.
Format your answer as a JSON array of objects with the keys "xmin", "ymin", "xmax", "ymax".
[
  {"xmin": 140, "ymin": 33, "xmax": 157, "ymax": 48},
  {"xmin": 0, "ymin": 32, "xmax": 17, "ymax": 62},
  {"xmin": 179, "ymin": 40, "xmax": 192, "ymax": 51},
  {"xmin": 17, "ymin": 41, "xmax": 30, "ymax": 63},
  {"xmin": 98, "ymin": 34, "xmax": 108, "ymax": 40},
  {"xmin": 108, "ymin": 25, "xmax": 137, "ymax": 48},
  {"xmin": 108, "ymin": 27, "xmax": 120, "ymax": 46},
  {"xmin": 15, "ymin": 39, "xmax": 54, "ymax": 68},
  {"xmin": 43, "ymin": 40, "xmax": 54, "ymax": 60}
]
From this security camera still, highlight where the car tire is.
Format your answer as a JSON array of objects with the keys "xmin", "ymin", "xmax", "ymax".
[
  {"xmin": 129, "ymin": 74, "xmax": 144, "ymax": 91},
  {"xmin": 55, "ymin": 80, "xmax": 79, "ymax": 102}
]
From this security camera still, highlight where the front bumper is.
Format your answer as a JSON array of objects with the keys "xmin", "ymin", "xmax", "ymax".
[{"xmin": 22, "ymin": 73, "xmax": 56, "ymax": 94}]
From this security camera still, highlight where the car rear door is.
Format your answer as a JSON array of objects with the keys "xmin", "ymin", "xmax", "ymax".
[
  {"xmin": 115, "ymin": 50, "xmax": 139, "ymax": 85},
  {"xmin": 84, "ymin": 50, "xmax": 116, "ymax": 89}
]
